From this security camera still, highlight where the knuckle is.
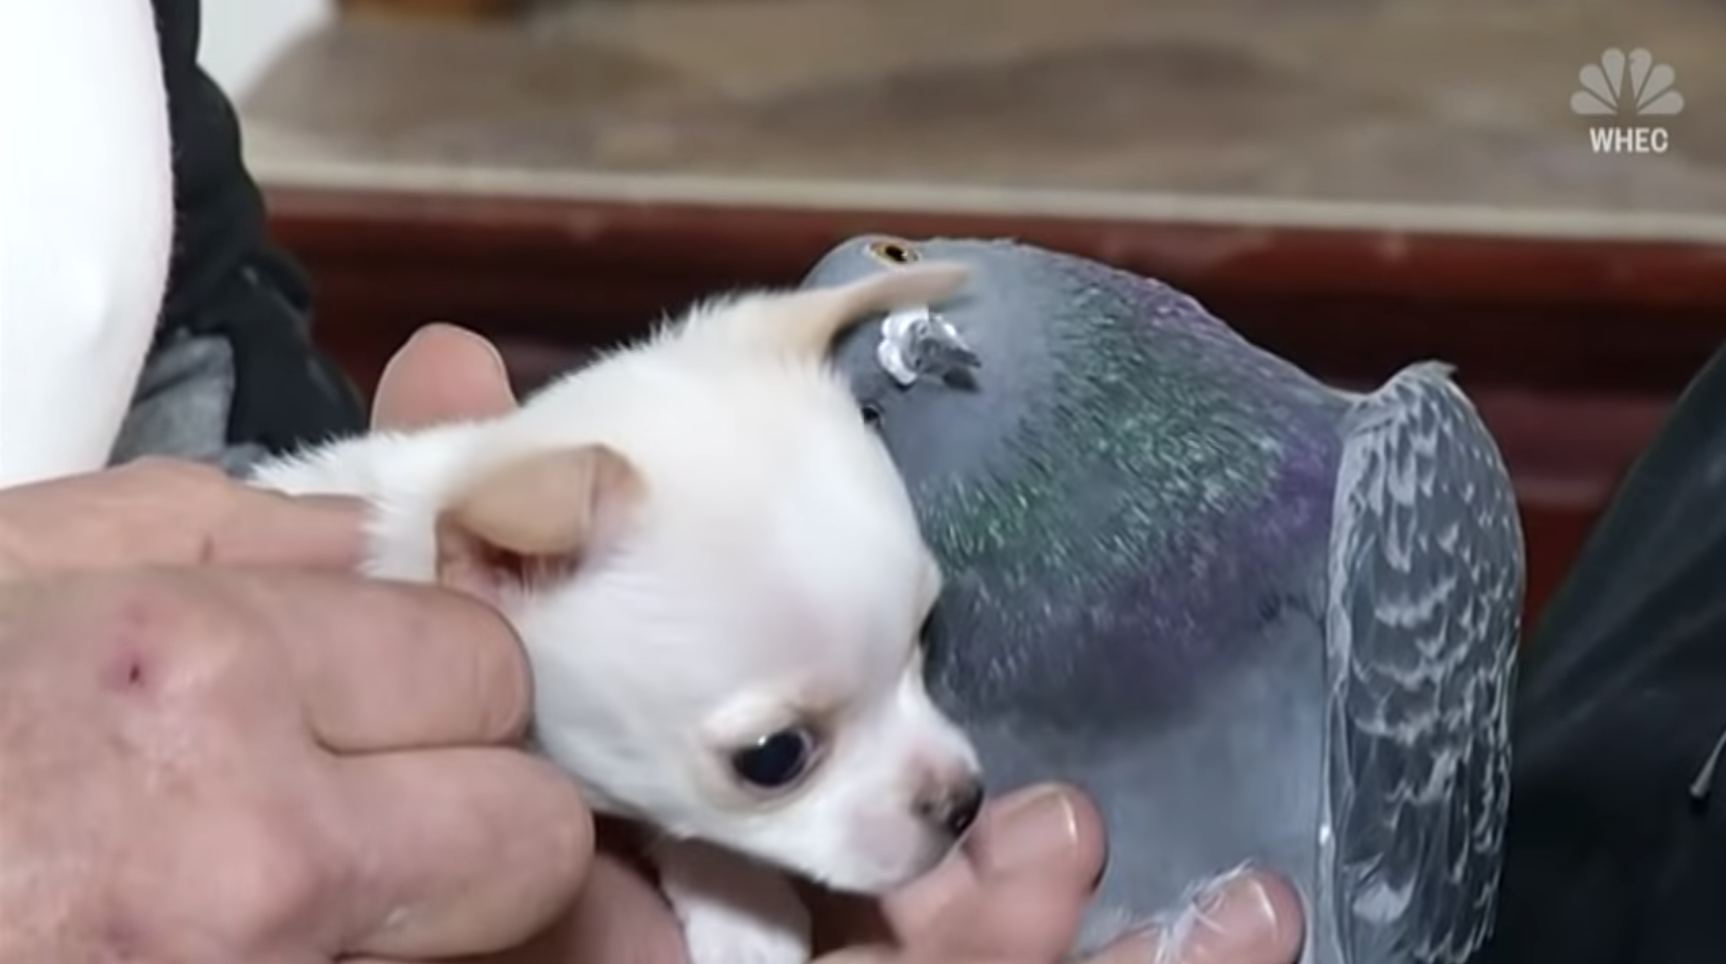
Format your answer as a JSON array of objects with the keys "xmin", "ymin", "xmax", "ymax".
[
  {"xmin": 540, "ymin": 772, "xmax": 595, "ymax": 868},
  {"xmin": 472, "ymin": 630, "xmax": 533, "ymax": 739},
  {"xmin": 87, "ymin": 572, "xmax": 260, "ymax": 705},
  {"xmin": 117, "ymin": 459, "xmax": 247, "ymax": 549},
  {"xmin": 206, "ymin": 804, "xmax": 341, "ymax": 941},
  {"xmin": 412, "ymin": 595, "xmax": 532, "ymax": 740}
]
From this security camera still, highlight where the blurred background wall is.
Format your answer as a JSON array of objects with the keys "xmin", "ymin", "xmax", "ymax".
[{"xmin": 200, "ymin": 0, "xmax": 332, "ymax": 98}]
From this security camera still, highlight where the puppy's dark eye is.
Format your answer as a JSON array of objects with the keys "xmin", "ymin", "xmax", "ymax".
[
  {"xmin": 860, "ymin": 403, "xmax": 883, "ymax": 428},
  {"xmin": 730, "ymin": 727, "xmax": 815, "ymax": 790}
]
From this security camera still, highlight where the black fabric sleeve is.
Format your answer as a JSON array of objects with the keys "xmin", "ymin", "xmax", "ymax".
[
  {"xmin": 150, "ymin": 0, "xmax": 367, "ymax": 455},
  {"xmin": 1479, "ymin": 341, "xmax": 1726, "ymax": 964}
]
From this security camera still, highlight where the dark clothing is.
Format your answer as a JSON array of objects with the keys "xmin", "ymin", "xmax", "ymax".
[
  {"xmin": 124, "ymin": 0, "xmax": 364, "ymax": 469},
  {"xmin": 1480, "ymin": 343, "xmax": 1726, "ymax": 964}
]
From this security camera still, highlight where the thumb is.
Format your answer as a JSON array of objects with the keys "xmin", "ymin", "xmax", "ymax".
[
  {"xmin": 873, "ymin": 786, "xmax": 1103, "ymax": 963},
  {"xmin": 373, "ymin": 324, "xmax": 519, "ymax": 431}
]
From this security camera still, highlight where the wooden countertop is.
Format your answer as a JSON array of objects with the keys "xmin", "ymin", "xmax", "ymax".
[{"xmin": 245, "ymin": 0, "xmax": 1726, "ymax": 225}]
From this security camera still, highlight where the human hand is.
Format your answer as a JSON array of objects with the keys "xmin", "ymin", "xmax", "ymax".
[
  {"xmin": 479, "ymin": 782, "xmax": 1303, "ymax": 964},
  {"xmin": 0, "ymin": 562, "xmax": 591, "ymax": 963},
  {"xmin": 0, "ymin": 325, "xmax": 591, "ymax": 963},
  {"xmin": 372, "ymin": 326, "xmax": 1304, "ymax": 964},
  {"xmin": 810, "ymin": 788, "xmax": 1303, "ymax": 964},
  {"xmin": 0, "ymin": 456, "xmax": 364, "ymax": 577}
]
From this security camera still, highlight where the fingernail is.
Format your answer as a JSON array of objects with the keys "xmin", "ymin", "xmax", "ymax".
[
  {"xmin": 1205, "ymin": 876, "xmax": 1282, "ymax": 935},
  {"xmin": 401, "ymin": 324, "xmax": 439, "ymax": 347},
  {"xmin": 386, "ymin": 324, "xmax": 439, "ymax": 368},
  {"xmin": 1191, "ymin": 873, "xmax": 1305, "ymax": 963},
  {"xmin": 982, "ymin": 787, "xmax": 1080, "ymax": 873},
  {"xmin": 418, "ymin": 322, "xmax": 506, "ymax": 370}
]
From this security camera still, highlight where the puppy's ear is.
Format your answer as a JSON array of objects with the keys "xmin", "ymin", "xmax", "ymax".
[
  {"xmin": 434, "ymin": 444, "xmax": 643, "ymax": 601},
  {"xmin": 716, "ymin": 262, "xmax": 970, "ymax": 358}
]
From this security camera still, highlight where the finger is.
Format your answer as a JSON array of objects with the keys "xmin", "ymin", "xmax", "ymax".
[
  {"xmin": 203, "ymin": 491, "xmax": 370, "ymax": 569},
  {"xmin": 447, "ymin": 851, "xmax": 690, "ymax": 964},
  {"xmin": 373, "ymin": 324, "xmax": 518, "ymax": 431},
  {"xmin": 883, "ymin": 784, "xmax": 1103, "ymax": 939},
  {"xmin": 1086, "ymin": 871, "xmax": 1305, "ymax": 964},
  {"xmin": 219, "ymin": 569, "xmax": 532, "ymax": 751},
  {"xmin": 912, "ymin": 871, "xmax": 1096, "ymax": 963},
  {"xmin": 963, "ymin": 783, "xmax": 1104, "ymax": 884},
  {"xmin": 328, "ymin": 748, "xmax": 595, "ymax": 959},
  {"xmin": 0, "ymin": 459, "xmax": 369, "ymax": 573}
]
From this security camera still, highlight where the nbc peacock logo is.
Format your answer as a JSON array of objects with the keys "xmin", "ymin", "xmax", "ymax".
[{"xmin": 1572, "ymin": 48, "xmax": 1683, "ymax": 154}]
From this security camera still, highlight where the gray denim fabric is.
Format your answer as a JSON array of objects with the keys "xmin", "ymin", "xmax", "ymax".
[{"xmin": 108, "ymin": 330, "xmax": 270, "ymax": 477}]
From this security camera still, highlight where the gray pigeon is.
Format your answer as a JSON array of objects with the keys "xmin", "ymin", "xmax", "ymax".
[{"xmin": 800, "ymin": 236, "xmax": 1525, "ymax": 964}]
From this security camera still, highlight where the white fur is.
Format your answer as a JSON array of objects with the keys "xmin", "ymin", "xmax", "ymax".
[
  {"xmin": 0, "ymin": 1, "xmax": 174, "ymax": 488},
  {"xmin": 253, "ymin": 278, "xmax": 982, "ymax": 964}
]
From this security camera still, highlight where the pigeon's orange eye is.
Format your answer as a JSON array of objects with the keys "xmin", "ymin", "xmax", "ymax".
[{"xmin": 868, "ymin": 239, "xmax": 920, "ymax": 265}]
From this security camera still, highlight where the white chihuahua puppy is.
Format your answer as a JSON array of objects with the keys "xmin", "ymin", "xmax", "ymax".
[{"xmin": 250, "ymin": 262, "xmax": 985, "ymax": 964}]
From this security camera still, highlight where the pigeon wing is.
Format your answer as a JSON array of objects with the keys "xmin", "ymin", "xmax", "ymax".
[{"xmin": 1321, "ymin": 362, "xmax": 1524, "ymax": 964}]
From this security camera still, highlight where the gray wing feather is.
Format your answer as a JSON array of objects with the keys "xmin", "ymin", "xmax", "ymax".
[{"xmin": 1322, "ymin": 362, "xmax": 1524, "ymax": 964}]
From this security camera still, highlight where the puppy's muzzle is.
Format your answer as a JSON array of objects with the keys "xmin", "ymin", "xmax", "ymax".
[{"xmin": 915, "ymin": 777, "xmax": 985, "ymax": 840}]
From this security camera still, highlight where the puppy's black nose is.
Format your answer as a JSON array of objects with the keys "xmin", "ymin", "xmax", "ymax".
[{"xmin": 917, "ymin": 778, "xmax": 985, "ymax": 839}]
